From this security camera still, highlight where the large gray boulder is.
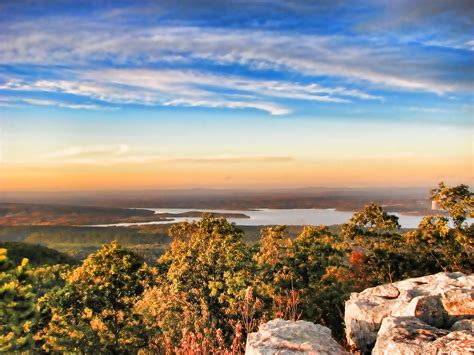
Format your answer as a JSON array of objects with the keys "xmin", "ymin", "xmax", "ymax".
[
  {"xmin": 344, "ymin": 272, "xmax": 473, "ymax": 353},
  {"xmin": 245, "ymin": 318, "xmax": 347, "ymax": 354}
]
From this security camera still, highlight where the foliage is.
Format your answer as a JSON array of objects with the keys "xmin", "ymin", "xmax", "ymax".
[
  {"xmin": 0, "ymin": 182, "xmax": 471, "ymax": 353},
  {"xmin": 0, "ymin": 242, "xmax": 78, "ymax": 266},
  {"xmin": 36, "ymin": 241, "xmax": 153, "ymax": 354},
  {"xmin": 405, "ymin": 216, "xmax": 472, "ymax": 273},
  {"xmin": 150, "ymin": 215, "xmax": 254, "ymax": 344},
  {"xmin": 288, "ymin": 226, "xmax": 352, "ymax": 339},
  {"xmin": 430, "ymin": 182, "xmax": 473, "ymax": 229},
  {"xmin": 0, "ymin": 249, "xmax": 37, "ymax": 352},
  {"xmin": 341, "ymin": 202, "xmax": 401, "ymax": 248}
]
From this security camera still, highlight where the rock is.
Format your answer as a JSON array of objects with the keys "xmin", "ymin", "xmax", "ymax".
[
  {"xmin": 403, "ymin": 295, "xmax": 449, "ymax": 328},
  {"xmin": 344, "ymin": 272, "xmax": 473, "ymax": 352},
  {"xmin": 372, "ymin": 316, "xmax": 474, "ymax": 355},
  {"xmin": 451, "ymin": 319, "xmax": 474, "ymax": 332},
  {"xmin": 428, "ymin": 330, "xmax": 474, "ymax": 353},
  {"xmin": 245, "ymin": 318, "xmax": 347, "ymax": 355},
  {"xmin": 344, "ymin": 290, "xmax": 398, "ymax": 352},
  {"xmin": 372, "ymin": 284, "xmax": 400, "ymax": 299},
  {"xmin": 441, "ymin": 288, "xmax": 474, "ymax": 318},
  {"xmin": 372, "ymin": 316, "xmax": 448, "ymax": 355}
]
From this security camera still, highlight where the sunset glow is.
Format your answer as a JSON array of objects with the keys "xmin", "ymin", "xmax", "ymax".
[{"xmin": 0, "ymin": 1, "xmax": 472, "ymax": 191}]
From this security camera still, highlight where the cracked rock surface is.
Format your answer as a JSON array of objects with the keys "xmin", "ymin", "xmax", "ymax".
[
  {"xmin": 344, "ymin": 272, "xmax": 473, "ymax": 354},
  {"xmin": 245, "ymin": 318, "xmax": 348, "ymax": 354}
]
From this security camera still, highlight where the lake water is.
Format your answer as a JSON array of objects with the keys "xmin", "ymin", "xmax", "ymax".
[{"xmin": 91, "ymin": 208, "xmax": 428, "ymax": 229}]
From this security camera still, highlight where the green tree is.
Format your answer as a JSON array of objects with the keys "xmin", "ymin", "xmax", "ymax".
[
  {"xmin": 430, "ymin": 182, "xmax": 473, "ymax": 229},
  {"xmin": 0, "ymin": 248, "xmax": 37, "ymax": 352},
  {"xmin": 405, "ymin": 216, "xmax": 472, "ymax": 273},
  {"xmin": 254, "ymin": 226, "xmax": 294, "ymax": 295},
  {"xmin": 290, "ymin": 226, "xmax": 352, "ymax": 340},
  {"xmin": 37, "ymin": 242, "xmax": 153, "ymax": 354},
  {"xmin": 342, "ymin": 203, "xmax": 401, "ymax": 248},
  {"xmin": 154, "ymin": 215, "xmax": 253, "ymax": 343}
]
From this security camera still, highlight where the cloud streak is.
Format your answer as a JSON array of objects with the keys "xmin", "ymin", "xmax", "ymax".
[
  {"xmin": 36, "ymin": 145, "xmax": 295, "ymax": 166},
  {"xmin": 0, "ymin": 96, "xmax": 112, "ymax": 110},
  {"xmin": 1, "ymin": 17, "xmax": 471, "ymax": 96},
  {"xmin": 1, "ymin": 68, "xmax": 384, "ymax": 115},
  {"xmin": 43, "ymin": 144, "xmax": 130, "ymax": 159},
  {"xmin": 0, "ymin": 3, "xmax": 471, "ymax": 120}
]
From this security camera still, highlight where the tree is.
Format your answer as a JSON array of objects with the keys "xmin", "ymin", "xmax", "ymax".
[
  {"xmin": 254, "ymin": 226, "xmax": 293, "ymax": 268},
  {"xmin": 430, "ymin": 182, "xmax": 473, "ymax": 229},
  {"xmin": 0, "ymin": 248, "xmax": 37, "ymax": 352},
  {"xmin": 404, "ymin": 216, "xmax": 471, "ymax": 273},
  {"xmin": 290, "ymin": 226, "xmax": 352, "ymax": 340},
  {"xmin": 154, "ymin": 215, "xmax": 253, "ymax": 344},
  {"xmin": 37, "ymin": 242, "xmax": 153, "ymax": 354},
  {"xmin": 342, "ymin": 203, "xmax": 401, "ymax": 248}
]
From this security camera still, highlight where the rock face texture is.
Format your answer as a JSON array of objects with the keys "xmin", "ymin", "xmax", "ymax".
[
  {"xmin": 246, "ymin": 273, "xmax": 473, "ymax": 354},
  {"xmin": 245, "ymin": 318, "xmax": 347, "ymax": 354},
  {"xmin": 344, "ymin": 272, "xmax": 474, "ymax": 354}
]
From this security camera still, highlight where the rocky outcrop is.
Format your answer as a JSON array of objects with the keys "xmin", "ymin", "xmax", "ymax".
[
  {"xmin": 371, "ymin": 316, "xmax": 474, "ymax": 354},
  {"xmin": 245, "ymin": 273, "xmax": 473, "ymax": 354},
  {"xmin": 344, "ymin": 272, "xmax": 474, "ymax": 353},
  {"xmin": 245, "ymin": 318, "xmax": 347, "ymax": 354}
]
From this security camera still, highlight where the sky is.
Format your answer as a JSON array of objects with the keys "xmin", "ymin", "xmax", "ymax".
[{"xmin": 0, "ymin": 0, "xmax": 473, "ymax": 191}]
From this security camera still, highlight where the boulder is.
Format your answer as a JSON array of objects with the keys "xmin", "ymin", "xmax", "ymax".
[
  {"xmin": 372, "ymin": 316, "xmax": 474, "ymax": 355},
  {"xmin": 401, "ymin": 294, "xmax": 449, "ymax": 328},
  {"xmin": 451, "ymin": 319, "xmax": 474, "ymax": 332},
  {"xmin": 344, "ymin": 272, "xmax": 473, "ymax": 352},
  {"xmin": 428, "ymin": 329, "xmax": 474, "ymax": 353},
  {"xmin": 441, "ymin": 288, "xmax": 474, "ymax": 318},
  {"xmin": 372, "ymin": 316, "xmax": 448, "ymax": 354},
  {"xmin": 245, "ymin": 318, "xmax": 347, "ymax": 355}
]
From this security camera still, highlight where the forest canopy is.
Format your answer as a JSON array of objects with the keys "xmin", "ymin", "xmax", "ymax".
[{"xmin": 0, "ymin": 182, "xmax": 472, "ymax": 353}]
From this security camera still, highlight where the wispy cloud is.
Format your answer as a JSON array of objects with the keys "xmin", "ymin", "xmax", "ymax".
[
  {"xmin": 0, "ymin": 68, "xmax": 384, "ymax": 115},
  {"xmin": 162, "ymin": 99, "xmax": 290, "ymax": 115},
  {"xmin": 0, "ymin": 96, "xmax": 112, "ymax": 110},
  {"xmin": 0, "ymin": 3, "xmax": 471, "ymax": 120},
  {"xmin": 407, "ymin": 106, "xmax": 457, "ymax": 114},
  {"xmin": 43, "ymin": 144, "xmax": 130, "ymax": 159},
  {"xmin": 1, "ymin": 17, "xmax": 470, "ymax": 95},
  {"xmin": 36, "ymin": 145, "xmax": 294, "ymax": 166},
  {"xmin": 22, "ymin": 98, "xmax": 109, "ymax": 110}
]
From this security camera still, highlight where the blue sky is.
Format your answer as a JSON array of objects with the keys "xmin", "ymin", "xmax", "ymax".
[{"xmin": 0, "ymin": 0, "xmax": 472, "ymax": 190}]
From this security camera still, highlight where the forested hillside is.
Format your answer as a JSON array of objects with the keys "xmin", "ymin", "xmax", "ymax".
[{"xmin": 1, "ymin": 183, "xmax": 472, "ymax": 353}]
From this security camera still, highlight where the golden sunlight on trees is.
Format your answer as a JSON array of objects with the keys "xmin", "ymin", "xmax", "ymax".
[
  {"xmin": 0, "ymin": 183, "xmax": 471, "ymax": 353},
  {"xmin": 431, "ymin": 182, "xmax": 473, "ymax": 229},
  {"xmin": 341, "ymin": 202, "xmax": 401, "ymax": 248},
  {"xmin": 35, "ymin": 242, "xmax": 153, "ymax": 353},
  {"xmin": 0, "ymin": 249, "xmax": 36, "ymax": 352}
]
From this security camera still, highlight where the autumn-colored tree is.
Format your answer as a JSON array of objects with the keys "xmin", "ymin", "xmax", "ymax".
[
  {"xmin": 255, "ymin": 226, "xmax": 293, "ymax": 268},
  {"xmin": 253, "ymin": 226, "xmax": 295, "ymax": 307},
  {"xmin": 348, "ymin": 250, "xmax": 369, "ymax": 290}
]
